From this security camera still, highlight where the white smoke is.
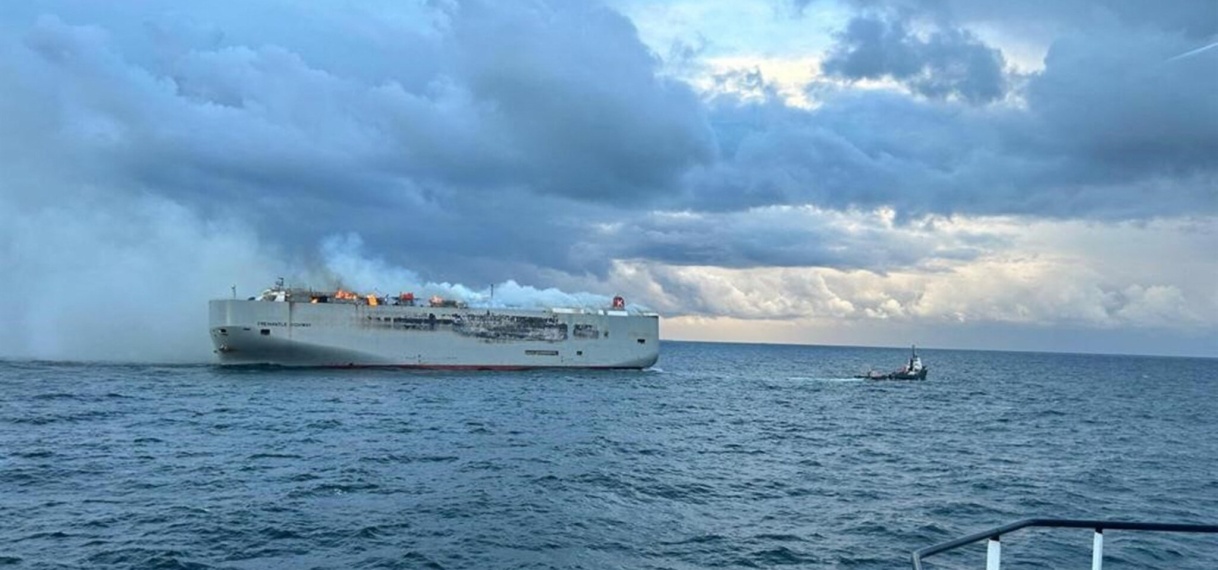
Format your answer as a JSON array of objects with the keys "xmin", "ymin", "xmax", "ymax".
[
  {"xmin": 0, "ymin": 194, "xmax": 286, "ymax": 363},
  {"xmin": 312, "ymin": 233, "xmax": 624, "ymax": 310}
]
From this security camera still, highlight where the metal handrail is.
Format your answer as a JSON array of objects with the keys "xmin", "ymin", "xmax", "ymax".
[{"xmin": 911, "ymin": 518, "xmax": 1218, "ymax": 569}]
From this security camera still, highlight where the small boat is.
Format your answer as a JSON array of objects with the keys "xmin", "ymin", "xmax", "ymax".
[{"xmin": 856, "ymin": 345, "xmax": 928, "ymax": 380}]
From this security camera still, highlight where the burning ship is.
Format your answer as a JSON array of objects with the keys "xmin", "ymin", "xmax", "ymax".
[{"xmin": 209, "ymin": 280, "xmax": 660, "ymax": 369}]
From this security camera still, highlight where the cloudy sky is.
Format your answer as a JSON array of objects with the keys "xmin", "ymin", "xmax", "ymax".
[{"xmin": 0, "ymin": 0, "xmax": 1214, "ymax": 361}]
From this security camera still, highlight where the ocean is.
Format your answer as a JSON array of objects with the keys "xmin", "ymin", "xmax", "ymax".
[{"xmin": 2, "ymin": 341, "xmax": 1215, "ymax": 569}]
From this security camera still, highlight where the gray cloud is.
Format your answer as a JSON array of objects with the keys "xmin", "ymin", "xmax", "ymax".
[
  {"xmin": 6, "ymin": 0, "xmax": 1211, "ymax": 286},
  {"xmin": 677, "ymin": 11, "xmax": 1217, "ymax": 225},
  {"xmin": 822, "ymin": 15, "xmax": 1009, "ymax": 104},
  {"xmin": 685, "ymin": 93, "xmax": 1004, "ymax": 216},
  {"xmin": 875, "ymin": 0, "xmax": 1218, "ymax": 40},
  {"xmin": 578, "ymin": 207, "xmax": 1000, "ymax": 271},
  {"xmin": 1026, "ymin": 28, "xmax": 1218, "ymax": 179},
  {"xmin": 447, "ymin": 2, "xmax": 716, "ymax": 202},
  {"xmin": 1, "ymin": 2, "xmax": 714, "ymax": 287}
]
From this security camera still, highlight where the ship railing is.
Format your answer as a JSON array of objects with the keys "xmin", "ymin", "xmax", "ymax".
[{"xmin": 911, "ymin": 518, "xmax": 1218, "ymax": 570}]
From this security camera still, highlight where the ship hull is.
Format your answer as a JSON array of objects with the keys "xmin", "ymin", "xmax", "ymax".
[{"xmin": 208, "ymin": 299, "xmax": 659, "ymax": 369}]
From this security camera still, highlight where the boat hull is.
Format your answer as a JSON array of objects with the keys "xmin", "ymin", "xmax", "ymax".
[
  {"xmin": 859, "ymin": 368, "xmax": 929, "ymax": 381},
  {"xmin": 208, "ymin": 299, "xmax": 660, "ymax": 369}
]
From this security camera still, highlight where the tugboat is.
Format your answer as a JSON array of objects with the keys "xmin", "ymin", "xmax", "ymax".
[{"xmin": 857, "ymin": 345, "xmax": 928, "ymax": 381}]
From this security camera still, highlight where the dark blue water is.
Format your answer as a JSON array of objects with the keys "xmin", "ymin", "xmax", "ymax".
[{"xmin": 3, "ymin": 342, "xmax": 1216, "ymax": 569}]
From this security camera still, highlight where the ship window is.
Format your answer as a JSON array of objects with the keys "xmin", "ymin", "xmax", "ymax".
[
  {"xmin": 576, "ymin": 351, "xmax": 583, "ymax": 356},
  {"xmin": 219, "ymin": 328, "xmax": 227, "ymax": 334},
  {"xmin": 261, "ymin": 329, "xmax": 270, "ymax": 336},
  {"xmin": 637, "ymin": 338, "xmax": 645, "ymax": 344}
]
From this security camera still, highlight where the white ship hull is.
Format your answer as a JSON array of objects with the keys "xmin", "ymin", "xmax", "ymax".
[{"xmin": 208, "ymin": 299, "xmax": 660, "ymax": 369}]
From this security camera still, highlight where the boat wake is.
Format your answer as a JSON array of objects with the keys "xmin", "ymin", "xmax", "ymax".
[{"xmin": 786, "ymin": 376, "xmax": 864, "ymax": 383}]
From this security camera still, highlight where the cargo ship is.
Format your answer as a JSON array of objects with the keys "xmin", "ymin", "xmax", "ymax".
[{"xmin": 208, "ymin": 280, "xmax": 660, "ymax": 369}]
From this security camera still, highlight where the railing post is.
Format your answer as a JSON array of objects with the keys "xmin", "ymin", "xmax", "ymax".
[
  {"xmin": 1092, "ymin": 529, "xmax": 1104, "ymax": 570},
  {"xmin": 986, "ymin": 536, "xmax": 1001, "ymax": 570},
  {"xmin": 913, "ymin": 519, "xmax": 1218, "ymax": 569}
]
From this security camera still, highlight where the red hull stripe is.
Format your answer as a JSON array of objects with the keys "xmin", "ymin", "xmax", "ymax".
[{"xmin": 313, "ymin": 364, "xmax": 643, "ymax": 371}]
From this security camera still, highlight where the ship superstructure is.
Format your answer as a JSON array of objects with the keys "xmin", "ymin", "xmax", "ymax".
[{"xmin": 209, "ymin": 282, "xmax": 659, "ymax": 369}]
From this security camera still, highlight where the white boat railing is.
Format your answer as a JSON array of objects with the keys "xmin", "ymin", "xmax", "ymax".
[{"xmin": 911, "ymin": 518, "xmax": 1218, "ymax": 569}]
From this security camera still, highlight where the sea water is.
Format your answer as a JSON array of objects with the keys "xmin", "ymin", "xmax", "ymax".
[{"xmin": 2, "ymin": 342, "xmax": 1216, "ymax": 569}]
